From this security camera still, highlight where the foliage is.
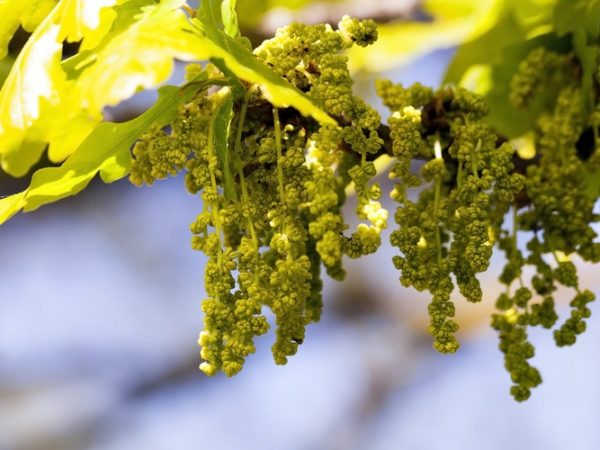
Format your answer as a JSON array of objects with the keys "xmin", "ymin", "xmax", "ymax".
[
  {"xmin": 347, "ymin": 0, "xmax": 508, "ymax": 73},
  {"xmin": 1, "ymin": 0, "xmax": 599, "ymax": 401}
]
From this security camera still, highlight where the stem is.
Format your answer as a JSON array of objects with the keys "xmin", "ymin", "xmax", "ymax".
[
  {"xmin": 551, "ymin": 250, "xmax": 562, "ymax": 266},
  {"xmin": 239, "ymin": 172, "xmax": 257, "ymax": 242},
  {"xmin": 512, "ymin": 204, "xmax": 524, "ymax": 287},
  {"xmin": 433, "ymin": 177, "xmax": 442, "ymax": 269},
  {"xmin": 235, "ymin": 89, "xmax": 252, "ymax": 164},
  {"xmin": 182, "ymin": 3, "xmax": 195, "ymax": 17},
  {"xmin": 232, "ymin": 89, "xmax": 266, "ymax": 294},
  {"xmin": 236, "ymin": 89, "xmax": 258, "ymax": 245},
  {"xmin": 273, "ymin": 108, "xmax": 293, "ymax": 262},
  {"xmin": 587, "ymin": 92, "xmax": 599, "ymax": 153},
  {"xmin": 471, "ymin": 139, "xmax": 481, "ymax": 178},
  {"xmin": 433, "ymin": 139, "xmax": 443, "ymax": 269},
  {"xmin": 207, "ymin": 114, "xmax": 223, "ymax": 265},
  {"xmin": 457, "ymin": 161, "xmax": 463, "ymax": 188},
  {"xmin": 273, "ymin": 108, "xmax": 286, "ymax": 202}
]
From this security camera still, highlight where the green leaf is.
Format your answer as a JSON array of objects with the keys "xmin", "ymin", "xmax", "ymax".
[
  {"xmin": 552, "ymin": 0, "xmax": 600, "ymax": 112},
  {"xmin": 554, "ymin": 0, "xmax": 600, "ymax": 39},
  {"xmin": 483, "ymin": 33, "xmax": 569, "ymax": 137},
  {"xmin": 221, "ymin": 0, "xmax": 239, "ymax": 38},
  {"xmin": 0, "ymin": 55, "xmax": 14, "ymax": 87},
  {"xmin": 198, "ymin": 0, "xmax": 222, "ymax": 27},
  {"xmin": 444, "ymin": 12, "xmax": 525, "ymax": 87},
  {"xmin": 442, "ymin": 12, "xmax": 535, "ymax": 137},
  {"xmin": 572, "ymin": 30, "xmax": 597, "ymax": 113},
  {"xmin": 0, "ymin": 84, "xmax": 193, "ymax": 224},
  {"xmin": 442, "ymin": 1, "xmax": 571, "ymax": 138},
  {"xmin": 583, "ymin": 164, "xmax": 600, "ymax": 201},
  {"xmin": 211, "ymin": 57, "xmax": 245, "ymax": 98},
  {"xmin": 191, "ymin": 11, "xmax": 335, "ymax": 125},
  {"xmin": 212, "ymin": 90, "xmax": 236, "ymax": 201},
  {"xmin": 444, "ymin": 0, "xmax": 560, "ymax": 85},
  {"xmin": 0, "ymin": 0, "xmax": 58, "ymax": 59}
]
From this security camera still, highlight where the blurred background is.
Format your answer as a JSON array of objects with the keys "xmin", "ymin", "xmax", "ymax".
[{"xmin": 1, "ymin": 1, "xmax": 600, "ymax": 449}]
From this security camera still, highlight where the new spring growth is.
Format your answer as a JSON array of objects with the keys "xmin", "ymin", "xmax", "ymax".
[{"xmin": 128, "ymin": 16, "xmax": 599, "ymax": 401}]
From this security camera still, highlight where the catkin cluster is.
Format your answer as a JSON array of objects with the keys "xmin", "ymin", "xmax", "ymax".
[
  {"xmin": 130, "ymin": 16, "xmax": 384, "ymax": 376},
  {"xmin": 127, "ymin": 16, "xmax": 600, "ymax": 401},
  {"xmin": 378, "ymin": 82, "xmax": 525, "ymax": 354},
  {"xmin": 489, "ymin": 45, "xmax": 600, "ymax": 400}
]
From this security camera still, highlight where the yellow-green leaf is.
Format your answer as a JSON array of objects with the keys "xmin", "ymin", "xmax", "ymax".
[
  {"xmin": 0, "ymin": 84, "xmax": 192, "ymax": 224},
  {"xmin": 234, "ymin": 0, "xmax": 315, "ymax": 28},
  {"xmin": 71, "ymin": 0, "xmax": 203, "ymax": 116},
  {"xmin": 0, "ymin": 0, "xmax": 58, "ymax": 59},
  {"xmin": 0, "ymin": 7, "xmax": 65, "ymax": 176},
  {"xmin": 55, "ymin": 0, "xmax": 118, "ymax": 43},
  {"xmin": 347, "ymin": 0, "xmax": 505, "ymax": 73},
  {"xmin": 190, "ymin": 13, "xmax": 335, "ymax": 125},
  {"xmin": 0, "ymin": 0, "xmax": 200, "ymax": 176},
  {"xmin": 0, "ymin": 0, "xmax": 123, "ymax": 175},
  {"xmin": 0, "ymin": 191, "xmax": 26, "ymax": 224},
  {"xmin": 221, "ymin": 0, "xmax": 240, "ymax": 37},
  {"xmin": 0, "ymin": 55, "xmax": 14, "ymax": 86}
]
